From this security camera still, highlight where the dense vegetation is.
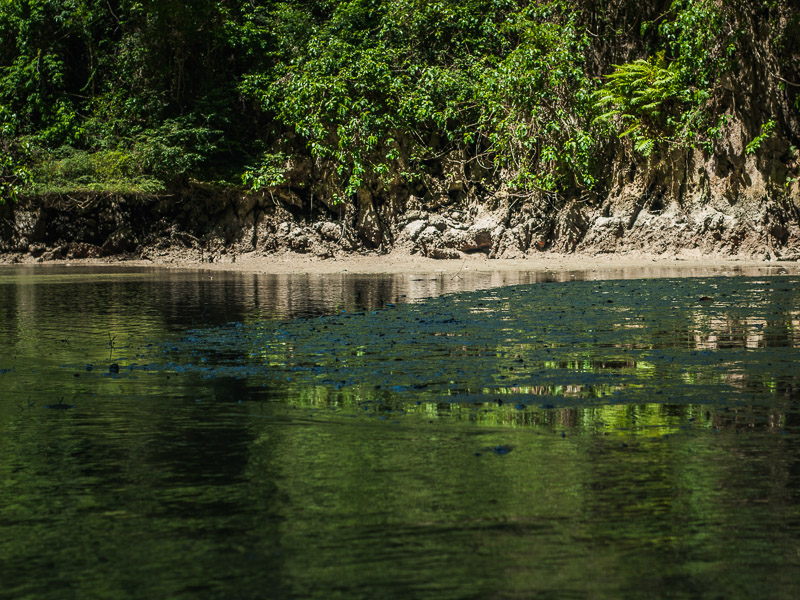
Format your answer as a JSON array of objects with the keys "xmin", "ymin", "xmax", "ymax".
[{"xmin": 1, "ymin": 0, "xmax": 798, "ymax": 216}]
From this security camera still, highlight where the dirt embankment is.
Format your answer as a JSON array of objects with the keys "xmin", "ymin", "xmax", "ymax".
[{"xmin": 1, "ymin": 146, "xmax": 798, "ymax": 267}]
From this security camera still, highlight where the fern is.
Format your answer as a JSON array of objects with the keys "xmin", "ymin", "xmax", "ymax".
[
  {"xmin": 591, "ymin": 0, "xmax": 726, "ymax": 161},
  {"xmin": 594, "ymin": 55, "xmax": 683, "ymax": 124},
  {"xmin": 634, "ymin": 137, "xmax": 655, "ymax": 157}
]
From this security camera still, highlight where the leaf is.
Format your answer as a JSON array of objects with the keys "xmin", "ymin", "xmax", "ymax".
[
  {"xmin": 619, "ymin": 123, "xmax": 641, "ymax": 138},
  {"xmin": 634, "ymin": 137, "xmax": 654, "ymax": 156}
]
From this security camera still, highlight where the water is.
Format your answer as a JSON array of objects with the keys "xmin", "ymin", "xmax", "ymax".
[{"xmin": 1, "ymin": 264, "xmax": 800, "ymax": 599}]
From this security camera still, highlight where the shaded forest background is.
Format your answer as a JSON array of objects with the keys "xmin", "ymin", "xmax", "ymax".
[{"xmin": 1, "ymin": 0, "xmax": 799, "ymax": 257}]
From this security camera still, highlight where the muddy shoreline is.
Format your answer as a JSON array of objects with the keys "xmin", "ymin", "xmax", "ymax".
[
  {"xmin": 2, "ymin": 247, "xmax": 798, "ymax": 278},
  {"xmin": 1, "ymin": 188, "xmax": 798, "ymax": 273}
]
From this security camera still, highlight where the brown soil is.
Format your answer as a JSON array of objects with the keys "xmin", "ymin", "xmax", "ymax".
[
  {"xmin": 1, "ymin": 182, "xmax": 798, "ymax": 273},
  {"xmin": 3, "ymin": 246, "xmax": 798, "ymax": 279}
]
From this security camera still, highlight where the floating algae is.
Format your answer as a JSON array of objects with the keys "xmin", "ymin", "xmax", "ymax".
[{"xmin": 148, "ymin": 276, "xmax": 800, "ymax": 410}]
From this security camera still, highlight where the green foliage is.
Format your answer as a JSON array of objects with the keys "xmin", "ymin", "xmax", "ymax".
[
  {"xmin": 745, "ymin": 120, "xmax": 776, "ymax": 155},
  {"xmin": 1, "ymin": 0, "xmax": 798, "ymax": 207},
  {"xmin": 133, "ymin": 118, "xmax": 222, "ymax": 182},
  {"xmin": 593, "ymin": 0, "xmax": 731, "ymax": 157},
  {"xmin": 242, "ymin": 0, "xmax": 599, "ymax": 199},
  {"xmin": 0, "ymin": 137, "xmax": 32, "ymax": 203},
  {"xmin": 593, "ymin": 55, "xmax": 687, "ymax": 156},
  {"xmin": 658, "ymin": 0, "xmax": 728, "ymax": 90},
  {"xmin": 0, "ymin": 0, "xmax": 236, "ymax": 191},
  {"xmin": 477, "ymin": 5, "xmax": 597, "ymax": 192},
  {"xmin": 242, "ymin": 152, "xmax": 288, "ymax": 191},
  {"xmin": 29, "ymin": 145, "xmax": 164, "ymax": 195}
]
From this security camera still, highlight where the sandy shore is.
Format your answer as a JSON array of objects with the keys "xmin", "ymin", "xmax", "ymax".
[
  {"xmin": 195, "ymin": 251, "xmax": 800, "ymax": 276},
  {"xmin": 5, "ymin": 249, "xmax": 798, "ymax": 277}
]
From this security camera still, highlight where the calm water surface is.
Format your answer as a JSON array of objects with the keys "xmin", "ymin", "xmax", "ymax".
[{"xmin": 1, "ymin": 264, "xmax": 800, "ymax": 599}]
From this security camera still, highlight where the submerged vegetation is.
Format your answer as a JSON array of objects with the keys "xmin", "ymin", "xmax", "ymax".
[{"xmin": 1, "ymin": 0, "xmax": 798, "ymax": 220}]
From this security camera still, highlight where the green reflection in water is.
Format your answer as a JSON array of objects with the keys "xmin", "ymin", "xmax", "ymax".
[
  {"xmin": 1, "ymin": 270, "xmax": 800, "ymax": 599},
  {"xmin": 154, "ymin": 276, "xmax": 800, "ymax": 412}
]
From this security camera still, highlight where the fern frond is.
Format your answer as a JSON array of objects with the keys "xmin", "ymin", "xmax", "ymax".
[
  {"xmin": 634, "ymin": 138, "xmax": 655, "ymax": 156},
  {"xmin": 619, "ymin": 123, "xmax": 641, "ymax": 138}
]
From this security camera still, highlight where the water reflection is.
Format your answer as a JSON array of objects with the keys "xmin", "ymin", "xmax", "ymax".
[
  {"xmin": 0, "ymin": 265, "xmax": 576, "ymax": 330},
  {"xmin": 2, "ymin": 266, "xmax": 800, "ymax": 599},
  {"xmin": 143, "ymin": 276, "xmax": 800, "ymax": 413}
]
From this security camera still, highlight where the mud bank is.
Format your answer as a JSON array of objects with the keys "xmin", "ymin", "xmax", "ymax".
[{"xmin": 1, "ymin": 171, "xmax": 799, "ymax": 267}]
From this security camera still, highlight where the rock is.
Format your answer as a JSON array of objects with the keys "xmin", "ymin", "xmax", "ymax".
[
  {"xmin": 68, "ymin": 242, "xmax": 102, "ymax": 259},
  {"xmin": 417, "ymin": 225, "xmax": 441, "ymax": 243},
  {"xmin": 403, "ymin": 219, "xmax": 427, "ymax": 242},
  {"xmin": 312, "ymin": 244, "xmax": 334, "ymax": 258},
  {"xmin": 593, "ymin": 216, "xmax": 625, "ymax": 236},
  {"xmin": 289, "ymin": 233, "xmax": 310, "ymax": 252},
  {"xmin": 102, "ymin": 226, "xmax": 139, "ymax": 256},
  {"xmin": 12, "ymin": 236, "xmax": 30, "ymax": 252},
  {"xmin": 317, "ymin": 221, "xmax": 341, "ymax": 242},
  {"xmin": 402, "ymin": 208, "xmax": 425, "ymax": 222},
  {"xmin": 491, "ymin": 228, "xmax": 524, "ymax": 258},
  {"xmin": 428, "ymin": 247, "xmax": 461, "ymax": 259},
  {"xmin": 428, "ymin": 215, "xmax": 450, "ymax": 232},
  {"xmin": 440, "ymin": 225, "xmax": 496, "ymax": 254},
  {"xmin": 461, "ymin": 228, "xmax": 493, "ymax": 252},
  {"xmin": 41, "ymin": 246, "xmax": 67, "ymax": 261}
]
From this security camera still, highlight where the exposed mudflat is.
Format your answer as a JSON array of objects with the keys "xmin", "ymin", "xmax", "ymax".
[{"xmin": 2, "ymin": 247, "xmax": 799, "ymax": 278}]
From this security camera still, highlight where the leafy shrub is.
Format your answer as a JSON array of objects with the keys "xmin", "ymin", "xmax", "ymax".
[
  {"xmin": 242, "ymin": 0, "xmax": 600, "ymax": 203},
  {"xmin": 133, "ymin": 118, "xmax": 222, "ymax": 182},
  {"xmin": 746, "ymin": 120, "xmax": 776, "ymax": 155},
  {"xmin": 593, "ymin": 55, "xmax": 687, "ymax": 156},
  {"xmin": 29, "ymin": 145, "xmax": 164, "ymax": 195},
  {"xmin": 2, "ymin": 0, "xmax": 798, "ymax": 206},
  {"xmin": 0, "ymin": 136, "xmax": 32, "ymax": 203},
  {"xmin": 242, "ymin": 152, "xmax": 288, "ymax": 191},
  {"xmin": 477, "ymin": 5, "xmax": 597, "ymax": 193}
]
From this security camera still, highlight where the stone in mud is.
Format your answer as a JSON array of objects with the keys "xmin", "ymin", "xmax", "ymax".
[
  {"xmin": 418, "ymin": 225, "xmax": 441, "ymax": 244},
  {"xmin": 461, "ymin": 227, "xmax": 493, "ymax": 253},
  {"xmin": 67, "ymin": 242, "xmax": 102, "ymax": 259},
  {"xmin": 317, "ymin": 221, "xmax": 341, "ymax": 242},
  {"xmin": 289, "ymin": 232, "xmax": 310, "ymax": 252},
  {"xmin": 102, "ymin": 226, "xmax": 139, "ymax": 255},
  {"xmin": 402, "ymin": 220, "xmax": 427, "ymax": 242},
  {"xmin": 440, "ymin": 222, "xmax": 503, "ymax": 254},
  {"xmin": 312, "ymin": 244, "xmax": 335, "ymax": 258},
  {"xmin": 428, "ymin": 247, "xmax": 461, "ymax": 260}
]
